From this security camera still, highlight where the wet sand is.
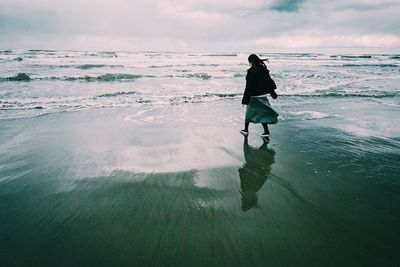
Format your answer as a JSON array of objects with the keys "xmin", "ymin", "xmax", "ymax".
[{"xmin": 0, "ymin": 99, "xmax": 399, "ymax": 266}]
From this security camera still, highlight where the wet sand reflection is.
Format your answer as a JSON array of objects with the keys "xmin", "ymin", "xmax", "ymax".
[{"xmin": 239, "ymin": 137, "xmax": 275, "ymax": 211}]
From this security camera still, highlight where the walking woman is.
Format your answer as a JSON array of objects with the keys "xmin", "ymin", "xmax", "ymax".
[{"xmin": 241, "ymin": 54, "xmax": 279, "ymax": 139}]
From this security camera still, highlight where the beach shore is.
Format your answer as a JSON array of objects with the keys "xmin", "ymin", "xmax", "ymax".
[{"xmin": 1, "ymin": 97, "xmax": 399, "ymax": 266}]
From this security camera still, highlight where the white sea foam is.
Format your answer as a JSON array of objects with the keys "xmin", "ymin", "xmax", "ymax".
[{"xmin": 281, "ymin": 111, "xmax": 332, "ymax": 121}]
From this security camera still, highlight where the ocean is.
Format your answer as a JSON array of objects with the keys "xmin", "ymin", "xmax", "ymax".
[
  {"xmin": 1, "ymin": 49, "xmax": 399, "ymax": 266},
  {"xmin": 1, "ymin": 50, "xmax": 399, "ymax": 120}
]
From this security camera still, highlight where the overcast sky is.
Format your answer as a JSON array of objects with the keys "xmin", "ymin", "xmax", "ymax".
[{"xmin": 0, "ymin": 0, "xmax": 399, "ymax": 52}]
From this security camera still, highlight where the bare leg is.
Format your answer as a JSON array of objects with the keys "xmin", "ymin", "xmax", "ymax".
[
  {"xmin": 244, "ymin": 122, "xmax": 250, "ymax": 131},
  {"xmin": 240, "ymin": 122, "xmax": 250, "ymax": 136},
  {"xmin": 262, "ymin": 123, "xmax": 269, "ymax": 134}
]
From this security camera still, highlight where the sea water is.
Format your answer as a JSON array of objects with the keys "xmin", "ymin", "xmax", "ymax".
[
  {"xmin": 1, "ymin": 50, "xmax": 400, "ymax": 266},
  {"xmin": 1, "ymin": 50, "xmax": 399, "ymax": 121}
]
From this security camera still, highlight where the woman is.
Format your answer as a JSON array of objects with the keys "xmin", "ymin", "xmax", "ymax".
[{"xmin": 241, "ymin": 54, "xmax": 279, "ymax": 139}]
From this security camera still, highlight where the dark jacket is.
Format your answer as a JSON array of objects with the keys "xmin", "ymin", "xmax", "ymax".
[{"xmin": 242, "ymin": 65, "xmax": 277, "ymax": 105}]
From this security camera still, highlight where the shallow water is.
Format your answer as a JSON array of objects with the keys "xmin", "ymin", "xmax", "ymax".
[{"xmin": 0, "ymin": 98, "xmax": 399, "ymax": 266}]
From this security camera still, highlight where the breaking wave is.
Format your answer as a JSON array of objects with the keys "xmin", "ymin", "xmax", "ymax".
[
  {"xmin": 234, "ymin": 73, "xmax": 245, "ymax": 78},
  {"xmin": 1, "ymin": 72, "xmax": 222, "ymax": 82},
  {"xmin": 1, "ymin": 73, "xmax": 32, "ymax": 81},
  {"xmin": 75, "ymin": 64, "xmax": 123, "ymax": 70},
  {"xmin": 1, "ymin": 73, "xmax": 144, "ymax": 82},
  {"xmin": 0, "ymin": 92, "xmax": 242, "ymax": 113},
  {"xmin": 148, "ymin": 65, "xmax": 174, "ymax": 68},
  {"xmin": 187, "ymin": 63, "xmax": 220, "ymax": 67},
  {"xmin": 267, "ymin": 53, "xmax": 318, "ymax": 58},
  {"xmin": 27, "ymin": 49, "xmax": 56, "ymax": 52},
  {"xmin": 281, "ymin": 91, "xmax": 399, "ymax": 98},
  {"xmin": 97, "ymin": 91, "xmax": 137, "ymax": 98},
  {"xmin": 204, "ymin": 53, "xmax": 237, "ymax": 57},
  {"xmin": 169, "ymin": 93, "xmax": 241, "ymax": 104},
  {"xmin": 341, "ymin": 64, "xmax": 398, "ymax": 68},
  {"xmin": 0, "ymin": 49, "xmax": 13, "ymax": 54},
  {"xmin": 28, "ymin": 64, "xmax": 124, "ymax": 70},
  {"xmin": 177, "ymin": 73, "xmax": 212, "ymax": 80},
  {"xmin": 331, "ymin": 55, "xmax": 372, "ymax": 59},
  {"xmin": 65, "ymin": 74, "xmax": 142, "ymax": 82}
]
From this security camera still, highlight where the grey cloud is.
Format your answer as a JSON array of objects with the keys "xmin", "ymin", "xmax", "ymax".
[
  {"xmin": 270, "ymin": 0, "xmax": 307, "ymax": 12},
  {"xmin": 336, "ymin": 1, "xmax": 400, "ymax": 11},
  {"xmin": 306, "ymin": 2, "xmax": 400, "ymax": 35},
  {"xmin": 0, "ymin": 0, "xmax": 399, "ymax": 51},
  {"xmin": 0, "ymin": 9, "xmax": 59, "ymax": 33}
]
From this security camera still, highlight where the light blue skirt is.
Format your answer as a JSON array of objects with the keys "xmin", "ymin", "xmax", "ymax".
[{"xmin": 245, "ymin": 96, "xmax": 279, "ymax": 124}]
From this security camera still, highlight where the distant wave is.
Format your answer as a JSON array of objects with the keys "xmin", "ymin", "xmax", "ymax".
[
  {"xmin": 323, "ymin": 63, "xmax": 399, "ymax": 68},
  {"xmin": 188, "ymin": 63, "xmax": 220, "ymax": 67},
  {"xmin": 64, "ymin": 74, "xmax": 142, "ymax": 82},
  {"xmin": 204, "ymin": 54, "xmax": 237, "ymax": 57},
  {"xmin": 177, "ymin": 73, "xmax": 212, "ymax": 80},
  {"xmin": 341, "ymin": 64, "xmax": 398, "ymax": 68},
  {"xmin": 0, "ymin": 73, "xmax": 145, "ymax": 82},
  {"xmin": 28, "ymin": 63, "xmax": 124, "ymax": 69},
  {"xmin": 389, "ymin": 55, "xmax": 400, "ymax": 59},
  {"xmin": 80, "ymin": 51, "xmax": 118, "ymax": 57},
  {"xmin": 1, "ymin": 73, "xmax": 32, "ymax": 81},
  {"xmin": 282, "ymin": 92, "xmax": 398, "ymax": 98},
  {"xmin": 75, "ymin": 64, "xmax": 123, "ymax": 70},
  {"xmin": 24, "ymin": 50, "xmax": 57, "ymax": 56},
  {"xmin": 331, "ymin": 55, "xmax": 372, "ymax": 59},
  {"xmin": 175, "ymin": 69, "xmax": 190, "ymax": 72},
  {"xmin": 234, "ymin": 73, "xmax": 245, "ymax": 78},
  {"xmin": 97, "ymin": 91, "xmax": 137, "ymax": 98},
  {"xmin": 145, "ymin": 53, "xmax": 163, "ymax": 57},
  {"xmin": 98, "ymin": 51, "xmax": 118, "ymax": 57},
  {"xmin": 0, "ymin": 105, "xmax": 45, "ymax": 111},
  {"xmin": 148, "ymin": 65, "xmax": 174, "ymax": 68},
  {"xmin": 265, "ymin": 53, "xmax": 317, "ymax": 57},
  {"xmin": 0, "ymin": 49, "xmax": 13, "ymax": 54},
  {"xmin": 27, "ymin": 49, "xmax": 56, "ymax": 52}
]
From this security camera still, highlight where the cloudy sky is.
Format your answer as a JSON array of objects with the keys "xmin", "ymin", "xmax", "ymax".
[{"xmin": 0, "ymin": 0, "xmax": 399, "ymax": 52}]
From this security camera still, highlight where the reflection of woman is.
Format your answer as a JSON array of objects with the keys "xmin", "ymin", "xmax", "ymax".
[
  {"xmin": 238, "ymin": 137, "xmax": 275, "ymax": 211},
  {"xmin": 241, "ymin": 54, "xmax": 279, "ymax": 140}
]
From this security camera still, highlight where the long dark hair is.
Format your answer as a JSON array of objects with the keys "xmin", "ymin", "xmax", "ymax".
[{"xmin": 248, "ymin": 54, "xmax": 269, "ymax": 69}]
